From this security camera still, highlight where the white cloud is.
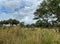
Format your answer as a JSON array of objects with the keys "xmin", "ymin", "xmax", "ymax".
[
  {"xmin": 0, "ymin": 0, "xmax": 43, "ymax": 24},
  {"xmin": 0, "ymin": 13, "xmax": 14, "ymax": 21}
]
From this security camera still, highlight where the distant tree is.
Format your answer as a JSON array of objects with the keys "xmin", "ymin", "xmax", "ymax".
[
  {"xmin": 7, "ymin": 19, "xmax": 20, "ymax": 26},
  {"xmin": 34, "ymin": 0, "xmax": 60, "ymax": 28},
  {"xmin": 11, "ymin": 19, "xmax": 20, "ymax": 26},
  {"xmin": 0, "ymin": 19, "xmax": 20, "ymax": 26},
  {"xmin": 3, "ymin": 20, "xmax": 9, "ymax": 25},
  {"xmin": 0, "ymin": 21, "xmax": 3, "ymax": 27},
  {"xmin": 25, "ymin": 24, "xmax": 30, "ymax": 27},
  {"xmin": 19, "ymin": 22, "xmax": 24, "ymax": 27},
  {"xmin": 30, "ymin": 23, "xmax": 36, "ymax": 27}
]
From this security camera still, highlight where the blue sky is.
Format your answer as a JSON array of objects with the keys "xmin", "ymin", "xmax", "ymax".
[{"xmin": 0, "ymin": 0, "xmax": 43, "ymax": 24}]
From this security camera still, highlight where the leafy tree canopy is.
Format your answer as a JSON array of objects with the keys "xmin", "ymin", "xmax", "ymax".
[{"xmin": 34, "ymin": 0, "xmax": 60, "ymax": 27}]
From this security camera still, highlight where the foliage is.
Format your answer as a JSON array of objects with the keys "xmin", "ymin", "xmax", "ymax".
[
  {"xmin": 0, "ymin": 19, "xmax": 20, "ymax": 26},
  {"xmin": 7, "ymin": 19, "xmax": 20, "ymax": 26},
  {"xmin": 0, "ymin": 21, "xmax": 3, "ymax": 26},
  {"xmin": 19, "ymin": 22, "xmax": 24, "ymax": 27},
  {"xmin": 34, "ymin": 0, "xmax": 60, "ymax": 27}
]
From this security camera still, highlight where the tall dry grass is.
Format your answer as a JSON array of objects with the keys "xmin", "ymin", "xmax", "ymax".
[{"xmin": 0, "ymin": 26, "xmax": 60, "ymax": 44}]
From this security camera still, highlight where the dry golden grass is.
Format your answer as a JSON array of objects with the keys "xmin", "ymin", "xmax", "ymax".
[{"xmin": 0, "ymin": 26, "xmax": 60, "ymax": 44}]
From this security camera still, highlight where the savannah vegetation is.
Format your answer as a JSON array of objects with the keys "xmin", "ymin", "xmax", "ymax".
[
  {"xmin": 0, "ymin": 0, "xmax": 60, "ymax": 44},
  {"xmin": 0, "ymin": 26, "xmax": 59, "ymax": 44}
]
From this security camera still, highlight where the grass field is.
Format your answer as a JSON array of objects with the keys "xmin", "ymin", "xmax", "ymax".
[{"xmin": 0, "ymin": 26, "xmax": 60, "ymax": 44}]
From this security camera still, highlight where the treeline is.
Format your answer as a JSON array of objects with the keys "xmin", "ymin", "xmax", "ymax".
[
  {"xmin": 0, "ymin": 19, "xmax": 24, "ymax": 27},
  {"xmin": 25, "ymin": 22, "xmax": 59, "ymax": 28},
  {"xmin": 0, "ymin": 19, "xmax": 60, "ymax": 28}
]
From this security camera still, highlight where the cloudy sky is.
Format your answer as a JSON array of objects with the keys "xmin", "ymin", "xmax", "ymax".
[{"xmin": 0, "ymin": 0, "xmax": 43, "ymax": 24}]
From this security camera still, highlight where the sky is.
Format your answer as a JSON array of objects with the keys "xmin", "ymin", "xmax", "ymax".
[{"xmin": 0, "ymin": 0, "xmax": 43, "ymax": 24}]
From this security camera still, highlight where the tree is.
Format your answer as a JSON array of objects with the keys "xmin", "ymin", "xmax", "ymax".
[
  {"xmin": 3, "ymin": 20, "xmax": 9, "ymax": 25},
  {"xmin": 34, "ymin": 0, "xmax": 60, "ymax": 27},
  {"xmin": 19, "ymin": 22, "xmax": 24, "ymax": 27},
  {"xmin": 0, "ymin": 19, "xmax": 20, "ymax": 26},
  {"xmin": 0, "ymin": 21, "xmax": 3, "ymax": 27},
  {"xmin": 11, "ymin": 19, "xmax": 20, "ymax": 26},
  {"xmin": 7, "ymin": 19, "xmax": 20, "ymax": 26}
]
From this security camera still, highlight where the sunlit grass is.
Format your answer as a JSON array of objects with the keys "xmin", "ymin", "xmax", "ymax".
[{"xmin": 0, "ymin": 26, "xmax": 60, "ymax": 44}]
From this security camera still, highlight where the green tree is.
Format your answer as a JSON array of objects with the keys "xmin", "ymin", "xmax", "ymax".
[
  {"xmin": 0, "ymin": 21, "xmax": 3, "ymax": 27},
  {"xmin": 11, "ymin": 19, "xmax": 20, "ymax": 26},
  {"xmin": 0, "ymin": 19, "xmax": 20, "ymax": 26},
  {"xmin": 34, "ymin": 0, "xmax": 60, "ymax": 27},
  {"xmin": 19, "ymin": 22, "xmax": 24, "ymax": 27},
  {"xmin": 3, "ymin": 20, "xmax": 9, "ymax": 25},
  {"xmin": 6, "ymin": 19, "xmax": 20, "ymax": 26}
]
